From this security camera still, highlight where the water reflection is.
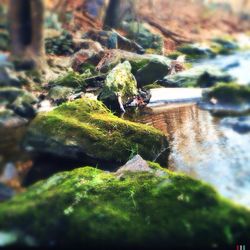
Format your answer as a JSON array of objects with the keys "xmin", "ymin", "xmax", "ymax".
[{"xmin": 130, "ymin": 104, "xmax": 250, "ymax": 207}]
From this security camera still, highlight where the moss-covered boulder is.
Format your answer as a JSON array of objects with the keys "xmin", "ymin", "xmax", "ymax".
[
  {"xmin": 98, "ymin": 61, "xmax": 138, "ymax": 110},
  {"xmin": 200, "ymin": 83, "xmax": 250, "ymax": 116},
  {"xmin": 207, "ymin": 83, "xmax": 250, "ymax": 105},
  {"xmin": 135, "ymin": 59, "xmax": 170, "ymax": 87},
  {"xmin": 48, "ymin": 70, "xmax": 92, "ymax": 89},
  {"xmin": 1, "ymin": 164, "xmax": 250, "ymax": 247},
  {"xmin": 22, "ymin": 98, "xmax": 169, "ymax": 166},
  {"xmin": 163, "ymin": 65, "xmax": 233, "ymax": 88}
]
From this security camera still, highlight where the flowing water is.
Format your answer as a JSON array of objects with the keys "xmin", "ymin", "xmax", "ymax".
[
  {"xmin": 197, "ymin": 50, "xmax": 250, "ymax": 85},
  {"xmin": 127, "ymin": 104, "xmax": 250, "ymax": 207}
]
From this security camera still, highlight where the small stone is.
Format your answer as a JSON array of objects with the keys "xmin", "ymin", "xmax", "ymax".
[{"xmin": 116, "ymin": 155, "xmax": 152, "ymax": 176}]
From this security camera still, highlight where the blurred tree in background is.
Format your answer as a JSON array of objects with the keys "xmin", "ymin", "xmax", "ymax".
[{"xmin": 9, "ymin": 0, "xmax": 45, "ymax": 69}]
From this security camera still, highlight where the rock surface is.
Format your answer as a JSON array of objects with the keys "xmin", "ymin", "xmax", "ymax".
[
  {"xmin": 163, "ymin": 65, "xmax": 232, "ymax": 88},
  {"xmin": 0, "ymin": 164, "xmax": 250, "ymax": 247},
  {"xmin": 98, "ymin": 61, "xmax": 138, "ymax": 110},
  {"xmin": 22, "ymin": 98, "xmax": 169, "ymax": 166}
]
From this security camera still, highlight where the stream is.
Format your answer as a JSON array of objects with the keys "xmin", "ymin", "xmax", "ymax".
[{"xmin": 0, "ymin": 50, "xmax": 250, "ymax": 208}]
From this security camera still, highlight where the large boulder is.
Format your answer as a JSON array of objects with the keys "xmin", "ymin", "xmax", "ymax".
[
  {"xmin": 162, "ymin": 65, "xmax": 233, "ymax": 88},
  {"xmin": 22, "ymin": 98, "xmax": 169, "ymax": 166},
  {"xmin": 135, "ymin": 59, "xmax": 170, "ymax": 87},
  {"xmin": 1, "ymin": 163, "xmax": 250, "ymax": 247}
]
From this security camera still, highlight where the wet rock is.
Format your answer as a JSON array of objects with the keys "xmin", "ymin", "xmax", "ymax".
[
  {"xmin": 162, "ymin": 65, "xmax": 233, "ymax": 88},
  {"xmin": 221, "ymin": 116, "xmax": 250, "ymax": 134},
  {"xmin": 122, "ymin": 21, "xmax": 164, "ymax": 55},
  {"xmin": 22, "ymin": 98, "xmax": 169, "ymax": 166},
  {"xmin": 0, "ymin": 109, "xmax": 27, "ymax": 128},
  {"xmin": 98, "ymin": 61, "xmax": 138, "ymax": 112},
  {"xmin": 1, "ymin": 165, "xmax": 250, "ymax": 247},
  {"xmin": 0, "ymin": 67, "xmax": 20, "ymax": 87}
]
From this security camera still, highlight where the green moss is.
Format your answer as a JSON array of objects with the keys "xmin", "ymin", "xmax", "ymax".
[
  {"xmin": 167, "ymin": 51, "xmax": 183, "ymax": 60},
  {"xmin": 49, "ymin": 70, "xmax": 92, "ymax": 89},
  {"xmin": 98, "ymin": 61, "xmax": 138, "ymax": 103},
  {"xmin": 0, "ymin": 165, "xmax": 250, "ymax": 247},
  {"xmin": 143, "ymin": 83, "xmax": 164, "ymax": 90},
  {"xmin": 208, "ymin": 83, "xmax": 250, "ymax": 104},
  {"xmin": 23, "ymin": 98, "xmax": 169, "ymax": 165}
]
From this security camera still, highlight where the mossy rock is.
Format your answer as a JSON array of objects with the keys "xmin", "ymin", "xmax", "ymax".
[
  {"xmin": 163, "ymin": 65, "xmax": 233, "ymax": 88},
  {"xmin": 207, "ymin": 83, "xmax": 250, "ymax": 104},
  {"xmin": 49, "ymin": 70, "xmax": 92, "ymax": 89},
  {"xmin": 178, "ymin": 43, "xmax": 215, "ymax": 60},
  {"xmin": 211, "ymin": 36, "xmax": 239, "ymax": 54},
  {"xmin": 135, "ymin": 59, "xmax": 170, "ymax": 87},
  {"xmin": 0, "ymin": 164, "xmax": 250, "ymax": 247},
  {"xmin": 47, "ymin": 86, "xmax": 75, "ymax": 103},
  {"xmin": 98, "ymin": 61, "xmax": 138, "ymax": 105},
  {"xmin": 97, "ymin": 49, "xmax": 171, "ymax": 75},
  {"xmin": 22, "ymin": 98, "xmax": 169, "ymax": 165}
]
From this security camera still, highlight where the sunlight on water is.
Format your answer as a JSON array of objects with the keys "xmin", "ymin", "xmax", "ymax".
[
  {"xmin": 135, "ymin": 104, "xmax": 250, "ymax": 207},
  {"xmin": 198, "ymin": 51, "xmax": 250, "ymax": 85}
]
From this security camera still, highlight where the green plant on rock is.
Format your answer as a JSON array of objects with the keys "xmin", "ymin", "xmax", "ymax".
[{"xmin": 49, "ymin": 69, "xmax": 92, "ymax": 89}]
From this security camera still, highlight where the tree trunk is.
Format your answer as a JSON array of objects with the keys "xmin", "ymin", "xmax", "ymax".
[
  {"xmin": 103, "ymin": 0, "xmax": 122, "ymax": 29},
  {"xmin": 9, "ymin": 0, "xmax": 45, "ymax": 69}
]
